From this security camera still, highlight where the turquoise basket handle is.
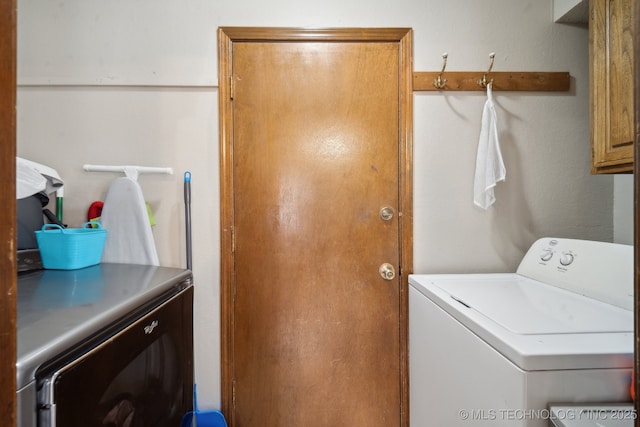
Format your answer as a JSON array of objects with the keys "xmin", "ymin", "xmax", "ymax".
[{"xmin": 40, "ymin": 224, "xmax": 65, "ymax": 232}]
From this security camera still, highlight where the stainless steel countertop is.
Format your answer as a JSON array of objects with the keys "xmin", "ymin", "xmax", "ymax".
[{"xmin": 16, "ymin": 263, "xmax": 192, "ymax": 391}]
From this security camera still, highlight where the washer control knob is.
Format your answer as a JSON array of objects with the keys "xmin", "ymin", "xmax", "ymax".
[
  {"xmin": 560, "ymin": 253, "xmax": 574, "ymax": 266},
  {"xmin": 540, "ymin": 250, "xmax": 553, "ymax": 262}
]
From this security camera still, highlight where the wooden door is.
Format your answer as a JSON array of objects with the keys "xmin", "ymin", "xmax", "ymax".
[{"xmin": 218, "ymin": 28, "xmax": 413, "ymax": 427}]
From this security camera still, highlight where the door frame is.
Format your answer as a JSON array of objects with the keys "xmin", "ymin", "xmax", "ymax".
[
  {"xmin": 218, "ymin": 27, "xmax": 414, "ymax": 426},
  {"xmin": 634, "ymin": 0, "xmax": 640, "ymax": 414},
  {"xmin": 0, "ymin": 0, "xmax": 16, "ymax": 425}
]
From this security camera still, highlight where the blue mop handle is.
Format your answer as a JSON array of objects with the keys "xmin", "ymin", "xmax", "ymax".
[{"xmin": 184, "ymin": 171, "xmax": 192, "ymax": 271}]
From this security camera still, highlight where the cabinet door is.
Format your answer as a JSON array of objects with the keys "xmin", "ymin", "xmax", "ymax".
[{"xmin": 590, "ymin": 0, "xmax": 635, "ymax": 173}]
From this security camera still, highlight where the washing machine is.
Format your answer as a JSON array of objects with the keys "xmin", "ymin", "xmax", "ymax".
[{"xmin": 409, "ymin": 238, "xmax": 634, "ymax": 427}]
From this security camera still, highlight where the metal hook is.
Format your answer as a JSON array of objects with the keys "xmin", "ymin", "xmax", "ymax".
[
  {"xmin": 477, "ymin": 52, "xmax": 496, "ymax": 88},
  {"xmin": 432, "ymin": 53, "xmax": 448, "ymax": 89}
]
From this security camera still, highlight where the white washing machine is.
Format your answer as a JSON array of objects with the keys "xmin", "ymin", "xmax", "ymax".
[{"xmin": 409, "ymin": 238, "xmax": 634, "ymax": 427}]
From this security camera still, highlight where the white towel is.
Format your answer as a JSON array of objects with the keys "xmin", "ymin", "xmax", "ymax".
[
  {"xmin": 100, "ymin": 177, "xmax": 159, "ymax": 266},
  {"xmin": 473, "ymin": 83, "xmax": 506, "ymax": 209}
]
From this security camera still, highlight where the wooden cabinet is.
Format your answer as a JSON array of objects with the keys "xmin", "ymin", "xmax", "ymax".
[{"xmin": 590, "ymin": 0, "xmax": 635, "ymax": 173}]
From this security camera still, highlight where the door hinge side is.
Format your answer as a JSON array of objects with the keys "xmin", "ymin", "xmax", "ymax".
[
  {"xmin": 231, "ymin": 225, "xmax": 235, "ymax": 253},
  {"xmin": 230, "ymin": 75, "xmax": 234, "ymax": 100}
]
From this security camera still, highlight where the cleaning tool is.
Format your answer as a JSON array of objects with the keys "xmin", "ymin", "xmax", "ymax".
[
  {"xmin": 180, "ymin": 385, "xmax": 228, "ymax": 427},
  {"xmin": 184, "ymin": 171, "xmax": 192, "ymax": 270}
]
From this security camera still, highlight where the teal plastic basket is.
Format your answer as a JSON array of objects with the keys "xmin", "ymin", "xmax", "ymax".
[{"xmin": 35, "ymin": 222, "xmax": 107, "ymax": 270}]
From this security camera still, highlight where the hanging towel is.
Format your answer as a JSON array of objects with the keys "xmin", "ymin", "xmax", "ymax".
[
  {"xmin": 473, "ymin": 83, "xmax": 506, "ymax": 209},
  {"xmin": 100, "ymin": 177, "xmax": 159, "ymax": 266}
]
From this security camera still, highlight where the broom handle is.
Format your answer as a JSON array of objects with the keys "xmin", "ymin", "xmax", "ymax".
[{"xmin": 184, "ymin": 171, "xmax": 193, "ymax": 271}]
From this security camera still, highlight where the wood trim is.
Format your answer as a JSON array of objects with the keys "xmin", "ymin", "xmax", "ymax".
[
  {"xmin": 218, "ymin": 27, "xmax": 413, "ymax": 427},
  {"xmin": 398, "ymin": 30, "xmax": 413, "ymax": 427},
  {"xmin": 218, "ymin": 26, "xmax": 412, "ymax": 42},
  {"xmin": 633, "ymin": 0, "xmax": 639, "ymax": 416},
  {"xmin": 413, "ymin": 71, "xmax": 571, "ymax": 92},
  {"xmin": 590, "ymin": 0, "xmax": 607, "ymax": 173},
  {"xmin": 591, "ymin": 163, "xmax": 634, "ymax": 174},
  {"xmin": 217, "ymin": 26, "xmax": 235, "ymax": 427},
  {"xmin": 0, "ymin": 0, "xmax": 16, "ymax": 425}
]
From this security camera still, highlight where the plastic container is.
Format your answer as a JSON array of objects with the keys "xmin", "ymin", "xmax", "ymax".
[
  {"xmin": 181, "ymin": 385, "xmax": 228, "ymax": 427},
  {"xmin": 35, "ymin": 222, "xmax": 107, "ymax": 270}
]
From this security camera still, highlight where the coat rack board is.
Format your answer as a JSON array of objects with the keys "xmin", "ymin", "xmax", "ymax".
[{"xmin": 413, "ymin": 71, "xmax": 571, "ymax": 92}]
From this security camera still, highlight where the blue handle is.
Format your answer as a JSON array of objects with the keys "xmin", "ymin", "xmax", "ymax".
[{"xmin": 40, "ymin": 223, "xmax": 65, "ymax": 232}]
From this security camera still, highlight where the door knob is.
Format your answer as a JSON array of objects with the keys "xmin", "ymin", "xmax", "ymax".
[
  {"xmin": 379, "ymin": 263, "xmax": 396, "ymax": 281},
  {"xmin": 379, "ymin": 207, "xmax": 394, "ymax": 221}
]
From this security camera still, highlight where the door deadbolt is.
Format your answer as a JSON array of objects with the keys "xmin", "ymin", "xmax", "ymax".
[
  {"xmin": 379, "ymin": 263, "xmax": 396, "ymax": 281},
  {"xmin": 379, "ymin": 207, "xmax": 395, "ymax": 221}
]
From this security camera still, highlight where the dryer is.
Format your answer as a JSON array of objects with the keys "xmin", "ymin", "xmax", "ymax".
[
  {"xmin": 409, "ymin": 238, "xmax": 634, "ymax": 427},
  {"xmin": 16, "ymin": 263, "xmax": 194, "ymax": 427}
]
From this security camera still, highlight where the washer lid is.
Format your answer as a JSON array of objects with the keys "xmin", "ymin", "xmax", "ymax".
[
  {"xmin": 409, "ymin": 273, "xmax": 634, "ymax": 371},
  {"xmin": 434, "ymin": 275, "xmax": 632, "ymax": 335}
]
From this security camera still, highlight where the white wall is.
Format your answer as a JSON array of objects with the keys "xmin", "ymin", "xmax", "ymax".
[
  {"xmin": 614, "ymin": 175, "xmax": 634, "ymax": 245},
  {"xmin": 17, "ymin": 0, "xmax": 624, "ymax": 410}
]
